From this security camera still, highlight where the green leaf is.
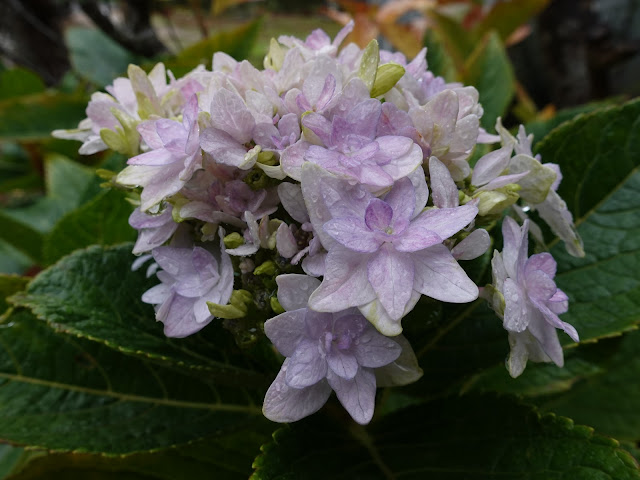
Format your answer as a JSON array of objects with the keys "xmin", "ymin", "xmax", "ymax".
[
  {"xmin": 537, "ymin": 330, "xmax": 640, "ymax": 442},
  {"xmin": 0, "ymin": 68, "xmax": 45, "ymax": 101},
  {"xmin": 0, "ymin": 239, "xmax": 32, "ymax": 276},
  {"xmin": 0, "ymin": 155, "xmax": 97, "ymax": 262},
  {"xmin": 0, "ymin": 93, "xmax": 87, "ymax": 142},
  {"xmin": 66, "ymin": 27, "xmax": 140, "ymax": 88},
  {"xmin": 525, "ymin": 99, "xmax": 623, "ymax": 148},
  {"xmin": 539, "ymin": 99, "xmax": 640, "ymax": 341},
  {"xmin": 0, "ymin": 274, "xmax": 29, "ymax": 315},
  {"xmin": 5, "ymin": 429, "xmax": 269, "ymax": 480},
  {"xmin": 252, "ymin": 395, "xmax": 640, "ymax": 479},
  {"xmin": 42, "ymin": 189, "xmax": 136, "ymax": 265},
  {"xmin": 10, "ymin": 244, "xmax": 270, "ymax": 385},
  {"xmin": 463, "ymin": 31, "xmax": 515, "ymax": 131},
  {"xmin": 423, "ymin": 28, "xmax": 458, "ymax": 82},
  {"xmin": 0, "ymin": 310, "xmax": 267, "ymax": 454},
  {"xmin": 166, "ymin": 21, "xmax": 261, "ymax": 78},
  {"xmin": 471, "ymin": 0, "xmax": 550, "ymax": 43}
]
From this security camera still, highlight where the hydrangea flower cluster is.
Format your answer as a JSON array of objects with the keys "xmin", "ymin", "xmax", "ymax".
[{"xmin": 56, "ymin": 22, "xmax": 583, "ymax": 424}]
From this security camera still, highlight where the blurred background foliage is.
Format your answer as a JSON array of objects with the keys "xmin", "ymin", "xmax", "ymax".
[{"xmin": 1, "ymin": 0, "xmax": 638, "ymax": 277}]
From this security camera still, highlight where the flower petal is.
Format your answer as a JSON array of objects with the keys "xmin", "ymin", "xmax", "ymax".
[
  {"xmin": 263, "ymin": 361, "xmax": 332, "ymax": 423},
  {"xmin": 326, "ymin": 368, "xmax": 376, "ymax": 425},
  {"xmin": 276, "ymin": 274, "xmax": 321, "ymax": 312},
  {"xmin": 264, "ymin": 309, "xmax": 308, "ymax": 357},
  {"xmin": 367, "ymin": 244, "xmax": 414, "ymax": 321},
  {"xmin": 286, "ymin": 339, "xmax": 328, "ymax": 388}
]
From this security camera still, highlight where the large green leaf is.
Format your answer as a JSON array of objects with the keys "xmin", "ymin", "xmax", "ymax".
[
  {"xmin": 166, "ymin": 20, "xmax": 261, "ymax": 78},
  {"xmin": 4, "ymin": 429, "xmax": 269, "ymax": 480},
  {"xmin": 252, "ymin": 395, "xmax": 640, "ymax": 479},
  {"xmin": 66, "ymin": 27, "xmax": 140, "ymax": 88},
  {"xmin": 42, "ymin": 189, "xmax": 136, "ymax": 265},
  {"xmin": 463, "ymin": 31, "xmax": 515, "ymax": 131},
  {"xmin": 0, "ymin": 310, "xmax": 267, "ymax": 454},
  {"xmin": 0, "ymin": 240, "xmax": 31, "ymax": 276},
  {"xmin": 537, "ymin": 329, "xmax": 640, "ymax": 442},
  {"xmin": 10, "ymin": 243, "xmax": 270, "ymax": 385},
  {"xmin": 0, "ymin": 93, "xmax": 87, "ymax": 141},
  {"xmin": 0, "ymin": 155, "xmax": 99, "ymax": 262}
]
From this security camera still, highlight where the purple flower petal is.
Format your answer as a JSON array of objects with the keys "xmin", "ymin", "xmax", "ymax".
[
  {"xmin": 353, "ymin": 327, "xmax": 401, "ymax": 368},
  {"xmin": 412, "ymin": 244, "xmax": 479, "ymax": 303},
  {"xmin": 327, "ymin": 349, "xmax": 359, "ymax": 380},
  {"xmin": 264, "ymin": 309, "xmax": 308, "ymax": 357},
  {"xmin": 324, "ymin": 216, "xmax": 382, "ymax": 253},
  {"xmin": 471, "ymin": 145, "xmax": 512, "ymax": 186},
  {"xmin": 503, "ymin": 278, "xmax": 528, "ymax": 332},
  {"xmin": 429, "ymin": 156, "xmax": 459, "ymax": 208},
  {"xmin": 367, "ymin": 244, "xmax": 415, "ymax": 321},
  {"xmin": 364, "ymin": 198, "xmax": 393, "ymax": 231},
  {"xmin": 384, "ymin": 177, "xmax": 416, "ymax": 232},
  {"xmin": 263, "ymin": 361, "xmax": 332, "ymax": 423},
  {"xmin": 308, "ymin": 247, "xmax": 376, "ymax": 312},
  {"xmin": 326, "ymin": 368, "xmax": 376, "ymax": 425},
  {"xmin": 209, "ymin": 88, "xmax": 255, "ymax": 144},
  {"xmin": 409, "ymin": 204, "xmax": 478, "ymax": 242},
  {"xmin": 286, "ymin": 339, "xmax": 328, "ymax": 388},
  {"xmin": 451, "ymin": 229, "xmax": 490, "ymax": 260},
  {"xmin": 276, "ymin": 274, "xmax": 321, "ymax": 312}
]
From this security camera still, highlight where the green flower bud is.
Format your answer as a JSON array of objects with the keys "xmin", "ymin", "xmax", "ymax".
[
  {"xmin": 371, "ymin": 63, "xmax": 405, "ymax": 98},
  {"xmin": 223, "ymin": 232, "xmax": 244, "ymax": 249}
]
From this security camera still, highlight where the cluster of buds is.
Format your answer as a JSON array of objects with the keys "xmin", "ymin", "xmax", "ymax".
[{"xmin": 55, "ymin": 22, "xmax": 583, "ymax": 424}]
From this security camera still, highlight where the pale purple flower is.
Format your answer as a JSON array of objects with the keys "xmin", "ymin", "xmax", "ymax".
[
  {"xmin": 299, "ymin": 99, "xmax": 423, "ymax": 189},
  {"xmin": 277, "ymin": 21, "xmax": 354, "ymax": 60},
  {"xmin": 116, "ymin": 95, "xmax": 202, "ymax": 211},
  {"xmin": 141, "ymin": 232, "xmax": 233, "ymax": 338},
  {"xmin": 302, "ymin": 164, "xmax": 479, "ymax": 335},
  {"xmin": 129, "ymin": 206, "xmax": 178, "ymax": 255},
  {"xmin": 262, "ymin": 274, "xmax": 421, "ymax": 424},
  {"xmin": 488, "ymin": 217, "xmax": 578, "ymax": 377}
]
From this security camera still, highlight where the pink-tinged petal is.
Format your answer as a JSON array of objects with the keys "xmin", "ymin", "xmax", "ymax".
[
  {"xmin": 477, "ymin": 128, "xmax": 501, "ymax": 144},
  {"xmin": 252, "ymin": 123, "xmax": 279, "ymax": 149},
  {"xmin": 276, "ymin": 223, "xmax": 299, "ymax": 258},
  {"xmin": 365, "ymin": 198, "xmax": 393, "ymax": 231},
  {"xmin": 305, "ymin": 145, "xmax": 346, "ymax": 171},
  {"xmin": 324, "ymin": 217, "xmax": 381, "ymax": 253},
  {"xmin": 128, "ymin": 148, "xmax": 175, "ymax": 166},
  {"xmin": 503, "ymin": 278, "xmax": 528, "ymax": 332},
  {"xmin": 353, "ymin": 327, "xmax": 401, "ymax": 368},
  {"xmin": 409, "ymin": 204, "xmax": 478, "ymax": 242},
  {"xmin": 263, "ymin": 361, "xmax": 332, "ymax": 423},
  {"xmin": 408, "ymin": 166, "xmax": 429, "ymax": 215},
  {"xmin": 393, "ymin": 225, "xmax": 442, "ymax": 252},
  {"xmin": 384, "ymin": 177, "xmax": 415, "ymax": 232},
  {"xmin": 525, "ymin": 252, "xmax": 557, "ymax": 278},
  {"xmin": 141, "ymin": 283, "xmax": 172, "ymax": 305},
  {"xmin": 264, "ymin": 309, "xmax": 308, "ymax": 357},
  {"xmin": 547, "ymin": 289, "xmax": 569, "ymax": 315},
  {"xmin": 200, "ymin": 127, "xmax": 248, "ymax": 168},
  {"xmin": 308, "ymin": 247, "xmax": 376, "ymax": 312},
  {"xmin": 139, "ymin": 163, "xmax": 187, "ymax": 212},
  {"xmin": 451, "ymin": 229, "xmax": 491, "ymax": 260},
  {"xmin": 278, "ymin": 113, "xmax": 301, "ymax": 141},
  {"xmin": 155, "ymin": 119, "xmax": 185, "ymax": 147},
  {"xmin": 524, "ymin": 269, "xmax": 557, "ymax": 303},
  {"xmin": 531, "ymin": 300, "xmax": 579, "ymax": 343},
  {"xmin": 286, "ymin": 339, "xmax": 328, "ymax": 388},
  {"xmin": 412, "ymin": 244, "xmax": 478, "ymax": 303},
  {"xmin": 129, "ymin": 207, "xmax": 172, "ymax": 229},
  {"xmin": 478, "ymin": 171, "xmax": 529, "ymax": 191},
  {"xmin": 302, "ymin": 251, "xmax": 327, "ymax": 277},
  {"xmin": 162, "ymin": 295, "xmax": 211, "ymax": 338},
  {"xmin": 281, "ymin": 140, "xmax": 311, "ymax": 181},
  {"xmin": 429, "ymin": 156, "xmax": 458, "ymax": 208},
  {"xmin": 209, "ymin": 88, "xmax": 255, "ymax": 144},
  {"xmin": 301, "ymin": 163, "xmax": 370, "ymax": 250},
  {"xmin": 501, "ymin": 217, "xmax": 528, "ymax": 279},
  {"xmin": 374, "ymin": 334, "xmax": 422, "ymax": 387},
  {"xmin": 276, "ymin": 274, "xmax": 321, "ymax": 312},
  {"xmin": 373, "ymin": 135, "xmax": 414, "ymax": 163},
  {"xmin": 367, "ymin": 245, "xmax": 414, "ymax": 321},
  {"xmin": 327, "ymin": 349, "xmax": 359, "ymax": 380},
  {"xmin": 332, "ymin": 20, "xmax": 354, "ymax": 47},
  {"xmin": 302, "ymin": 113, "xmax": 332, "ymax": 145},
  {"xmin": 344, "ymin": 99, "xmax": 381, "ymax": 140},
  {"xmin": 526, "ymin": 316, "xmax": 565, "ymax": 367},
  {"xmin": 379, "ymin": 143, "xmax": 423, "ymax": 183},
  {"xmin": 471, "ymin": 145, "xmax": 512, "ymax": 187},
  {"xmin": 377, "ymin": 102, "xmax": 418, "ymax": 138},
  {"xmin": 137, "ymin": 121, "xmax": 163, "ymax": 149},
  {"xmin": 277, "ymin": 183, "xmax": 309, "ymax": 223},
  {"xmin": 326, "ymin": 368, "xmax": 376, "ymax": 425}
]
